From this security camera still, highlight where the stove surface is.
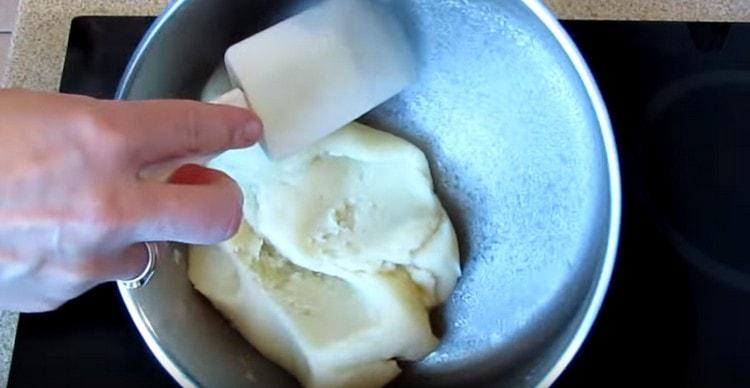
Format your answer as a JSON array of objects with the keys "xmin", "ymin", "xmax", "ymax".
[{"xmin": 8, "ymin": 16, "xmax": 750, "ymax": 388}]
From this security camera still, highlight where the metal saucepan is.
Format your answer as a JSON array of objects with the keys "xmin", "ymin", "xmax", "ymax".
[{"xmin": 116, "ymin": 0, "xmax": 621, "ymax": 386}]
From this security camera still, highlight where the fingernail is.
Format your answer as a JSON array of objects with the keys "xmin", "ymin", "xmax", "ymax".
[
  {"xmin": 244, "ymin": 117, "xmax": 263, "ymax": 143},
  {"xmin": 168, "ymin": 164, "xmax": 207, "ymax": 185}
]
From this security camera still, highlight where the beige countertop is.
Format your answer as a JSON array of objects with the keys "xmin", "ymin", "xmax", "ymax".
[
  {"xmin": 1, "ymin": 0, "xmax": 749, "ymax": 385},
  {"xmin": 2, "ymin": 0, "xmax": 168, "ymax": 89},
  {"xmin": 548, "ymin": 0, "xmax": 750, "ymax": 21},
  {"xmin": 4, "ymin": 0, "xmax": 750, "ymax": 91}
]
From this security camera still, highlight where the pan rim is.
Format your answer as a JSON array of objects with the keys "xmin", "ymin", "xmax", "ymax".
[
  {"xmin": 518, "ymin": 1, "xmax": 621, "ymax": 387},
  {"xmin": 115, "ymin": 1, "xmax": 623, "ymax": 387}
]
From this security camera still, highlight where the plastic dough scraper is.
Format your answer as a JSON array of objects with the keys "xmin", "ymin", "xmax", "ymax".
[{"xmin": 212, "ymin": 0, "xmax": 416, "ymax": 159}]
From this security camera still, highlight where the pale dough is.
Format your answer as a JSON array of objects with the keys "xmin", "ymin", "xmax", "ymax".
[{"xmin": 188, "ymin": 122, "xmax": 460, "ymax": 388}]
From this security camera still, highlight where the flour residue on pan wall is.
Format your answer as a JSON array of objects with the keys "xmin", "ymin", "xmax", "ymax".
[{"xmin": 365, "ymin": 0, "xmax": 606, "ymax": 376}]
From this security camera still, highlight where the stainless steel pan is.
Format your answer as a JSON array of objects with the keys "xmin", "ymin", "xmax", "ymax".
[{"xmin": 116, "ymin": 0, "xmax": 621, "ymax": 386}]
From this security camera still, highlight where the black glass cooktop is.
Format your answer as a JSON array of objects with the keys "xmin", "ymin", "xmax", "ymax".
[{"xmin": 8, "ymin": 16, "xmax": 750, "ymax": 387}]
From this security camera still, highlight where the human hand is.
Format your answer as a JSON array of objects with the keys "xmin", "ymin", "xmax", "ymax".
[{"xmin": 0, "ymin": 89, "xmax": 262, "ymax": 312}]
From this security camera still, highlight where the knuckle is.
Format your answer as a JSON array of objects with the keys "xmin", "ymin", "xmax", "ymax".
[
  {"xmin": 70, "ymin": 105, "xmax": 130, "ymax": 158},
  {"xmin": 182, "ymin": 107, "xmax": 205, "ymax": 155},
  {"xmin": 66, "ymin": 103, "xmax": 104, "ymax": 133},
  {"xmin": 96, "ymin": 128, "xmax": 130, "ymax": 160},
  {"xmin": 78, "ymin": 188, "xmax": 131, "ymax": 239}
]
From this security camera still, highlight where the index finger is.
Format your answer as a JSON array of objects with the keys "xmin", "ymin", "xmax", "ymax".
[{"xmin": 99, "ymin": 98, "xmax": 262, "ymax": 166}]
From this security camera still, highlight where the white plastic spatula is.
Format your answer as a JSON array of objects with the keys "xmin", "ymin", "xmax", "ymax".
[{"xmin": 222, "ymin": 0, "xmax": 415, "ymax": 159}]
